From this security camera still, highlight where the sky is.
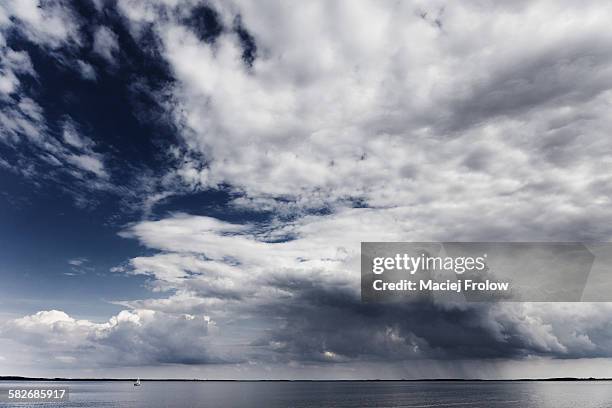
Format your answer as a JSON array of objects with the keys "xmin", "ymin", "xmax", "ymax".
[{"xmin": 1, "ymin": 0, "xmax": 612, "ymax": 379}]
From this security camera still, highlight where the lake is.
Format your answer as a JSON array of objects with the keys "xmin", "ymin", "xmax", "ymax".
[{"xmin": 2, "ymin": 380, "xmax": 612, "ymax": 407}]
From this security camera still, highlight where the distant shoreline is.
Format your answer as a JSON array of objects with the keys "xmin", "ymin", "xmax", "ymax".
[{"xmin": 1, "ymin": 376, "xmax": 610, "ymax": 382}]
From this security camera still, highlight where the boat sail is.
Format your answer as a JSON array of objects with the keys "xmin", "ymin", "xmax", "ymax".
[{"xmin": 134, "ymin": 378, "xmax": 141, "ymax": 386}]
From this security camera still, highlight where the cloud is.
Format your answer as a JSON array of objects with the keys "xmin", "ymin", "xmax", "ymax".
[
  {"xmin": 0, "ymin": 2, "xmax": 181, "ymax": 214},
  {"xmin": 58, "ymin": 119, "xmax": 112, "ymax": 180},
  {"xmin": 68, "ymin": 258, "xmax": 88, "ymax": 266},
  {"xmin": 1, "ymin": 0, "xmax": 82, "ymax": 48},
  {"xmin": 76, "ymin": 60, "xmax": 97, "ymax": 81},
  {"xmin": 4, "ymin": 0, "xmax": 611, "ymax": 230},
  {"xmin": 0, "ymin": 47, "xmax": 34, "ymax": 96},
  {"xmin": 0, "ymin": 1, "xmax": 113, "ymax": 194},
  {"xmin": 1, "ymin": 309, "xmax": 223, "ymax": 367},
  {"xmin": 0, "ymin": 33, "xmax": 41, "ymax": 146},
  {"xmin": 65, "ymin": 257, "xmax": 90, "ymax": 276},
  {"xmin": 93, "ymin": 26, "xmax": 119, "ymax": 65},
  {"xmin": 106, "ymin": 4, "xmax": 612, "ymax": 368},
  {"xmin": 66, "ymin": 153, "xmax": 108, "ymax": 179},
  {"xmin": 112, "ymin": 0, "xmax": 612, "ymax": 229},
  {"xmin": 62, "ymin": 122, "xmax": 91, "ymax": 149},
  {"xmin": 0, "ymin": 110, "xmax": 111, "ymax": 184},
  {"xmin": 107, "ymin": 212, "xmax": 612, "ymax": 366}
]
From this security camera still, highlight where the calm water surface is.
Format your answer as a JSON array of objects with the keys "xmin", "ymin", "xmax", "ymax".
[{"xmin": 2, "ymin": 380, "xmax": 612, "ymax": 408}]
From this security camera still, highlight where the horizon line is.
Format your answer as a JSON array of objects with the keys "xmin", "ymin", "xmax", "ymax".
[{"xmin": 1, "ymin": 376, "xmax": 611, "ymax": 382}]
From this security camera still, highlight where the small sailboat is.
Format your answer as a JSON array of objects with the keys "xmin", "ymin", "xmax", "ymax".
[{"xmin": 134, "ymin": 377, "xmax": 141, "ymax": 386}]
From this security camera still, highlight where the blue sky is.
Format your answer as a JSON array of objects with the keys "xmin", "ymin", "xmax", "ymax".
[{"xmin": 2, "ymin": 0, "xmax": 612, "ymax": 379}]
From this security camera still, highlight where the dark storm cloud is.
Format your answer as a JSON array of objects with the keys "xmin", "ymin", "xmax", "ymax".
[
  {"xmin": 258, "ymin": 278, "xmax": 530, "ymax": 361},
  {"xmin": 256, "ymin": 277, "xmax": 612, "ymax": 363}
]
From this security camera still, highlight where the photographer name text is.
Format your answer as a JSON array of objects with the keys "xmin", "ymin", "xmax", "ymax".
[{"xmin": 372, "ymin": 279, "xmax": 509, "ymax": 292}]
